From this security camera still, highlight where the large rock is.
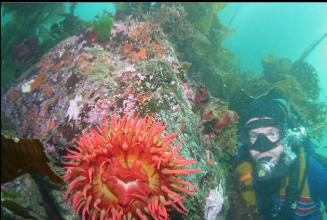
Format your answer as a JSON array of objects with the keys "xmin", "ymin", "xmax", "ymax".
[{"xmin": 1, "ymin": 17, "xmax": 237, "ymax": 220}]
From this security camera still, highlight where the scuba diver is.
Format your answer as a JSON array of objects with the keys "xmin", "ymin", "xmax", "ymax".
[{"xmin": 230, "ymin": 89, "xmax": 327, "ymax": 220}]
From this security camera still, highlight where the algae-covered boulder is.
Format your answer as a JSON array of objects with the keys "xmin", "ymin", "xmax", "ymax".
[{"xmin": 1, "ymin": 16, "xmax": 237, "ymax": 220}]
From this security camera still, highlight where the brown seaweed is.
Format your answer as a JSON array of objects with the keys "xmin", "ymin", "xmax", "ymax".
[{"xmin": 1, "ymin": 134, "xmax": 64, "ymax": 185}]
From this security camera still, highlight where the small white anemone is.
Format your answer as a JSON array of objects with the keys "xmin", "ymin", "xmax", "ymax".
[
  {"xmin": 66, "ymin": 95, "xmax": 83, "ymax": 121},
  {"xmin": 21, "ymin": 79, "xmax": 35, "ymax": 93},
  {"xmin": 204, "ymin": 183, "xmax": 224, "ymax": 220}
]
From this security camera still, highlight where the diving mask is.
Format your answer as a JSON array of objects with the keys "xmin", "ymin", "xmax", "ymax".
[{"xmin": 248, "ymin": 126, "xmax": 281, "ymax": 152}]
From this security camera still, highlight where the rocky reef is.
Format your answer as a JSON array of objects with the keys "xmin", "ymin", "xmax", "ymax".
[{"xmin": 1, "ymin": 9, "xmax": 237, "ymax": 219}]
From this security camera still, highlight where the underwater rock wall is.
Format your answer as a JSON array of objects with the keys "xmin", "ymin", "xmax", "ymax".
[{"xmin": 1, "ymin": 17, "xmax": 236, "ymax": 220}]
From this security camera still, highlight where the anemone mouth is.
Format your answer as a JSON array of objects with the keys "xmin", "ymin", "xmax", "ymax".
[
  {"xmin": 63, "ymin": 113, "xmax": 200, "ymax": 220},
  {"xmin": 95, "ymin": 155, "xmax": 157, "ymax": 207}
]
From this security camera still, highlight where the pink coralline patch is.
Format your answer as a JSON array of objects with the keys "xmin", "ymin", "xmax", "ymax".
[
  {"xmin": 39, "ymin": 101, "xmax": 50, "ymax": 118},
  {"xmin": 116, "ymin": 65, "xmax": 136, "ymax": 79},
  {"xmin": 121, "ymin": 70, "xmax": 136, "ymax": 79},
  {"xmin": 172, "ymin": 62, "xmax": 179, "ymax": 73},
  {"xmin": 111, "ymin": 21, "xmax": 129, "ymax": 37},
  {"xmin": 46, "ymin": 144, "xmax": 56, "ymax": 154},
  {"xmin": 181, "ymin": 83, "xmax": 193, "ymax": 100},
  {"xmin": 84, "ymin": 98, "xmax": 115, "ymax": 125},
  {"xmin": 122, "ymin": 93, "xmax": 136, "ymax": 114},
  {"xmin": 136, "ymin": 72, "xmax": 146, "ymax": 81}
]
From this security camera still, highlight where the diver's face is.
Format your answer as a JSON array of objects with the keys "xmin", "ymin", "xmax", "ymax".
[
  {"xmin": 248, "ymin": 126, "xmax": 283, "ymax": 164},
  {"xmin": 248, "ymin": 126, "xmax": 280, "ymax": 144}
]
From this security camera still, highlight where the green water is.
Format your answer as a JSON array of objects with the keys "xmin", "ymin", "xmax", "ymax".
[{"xmin": 219, "ymin": 3, "xmax": 327, "ymax": 102}]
